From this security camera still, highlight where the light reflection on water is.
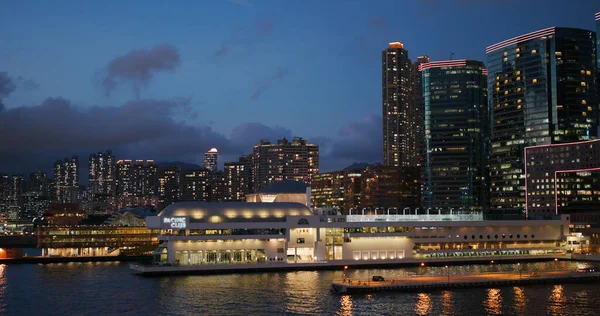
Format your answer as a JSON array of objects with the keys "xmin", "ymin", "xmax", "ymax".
[{"xmin": 2, "ymin": 261, "xmax": 600, "ymax": 315}]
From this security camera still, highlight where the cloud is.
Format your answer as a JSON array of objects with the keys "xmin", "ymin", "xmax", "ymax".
[
  {"xmin": 0, "ymin": 71, "xmax": 16, "ymax": 110},
  {"xmin": 99, "ymin": 44, "xmax": 181, "ymax": 98},
  {"xmin": 329, "ymin": 114, "xmax": 382, "ymax": 163},
  {"xmin": 230, "ymin": 122, "xmax": 292, "ymax": 148},
  {"xmin": 0, "ymin": 72, "xmax": 16, "ymax": 98},
  {"xmin": 16, "ymin": 76, "xmax": 40, "ymax": 91},
  {"xmin": 213, "ymin": 16, "xmax": 273, "ymax": 58},
  {"xmin": 250, "ymin": 66, "xmax": 289, "ymax": 100}
]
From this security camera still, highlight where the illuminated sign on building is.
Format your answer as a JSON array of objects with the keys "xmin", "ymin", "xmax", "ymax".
[{"xmin": 162, "ymin": 217, "xmax": 189, "ymax": 229}]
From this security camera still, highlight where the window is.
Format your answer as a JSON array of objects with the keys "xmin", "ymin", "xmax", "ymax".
[{"xmin": 296, "ymin": 238, "xmax": 305, "ymax": 244}]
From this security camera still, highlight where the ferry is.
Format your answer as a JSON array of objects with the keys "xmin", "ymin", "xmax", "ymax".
[{"xmin": 130, "ymin": 200, "xmax": 569, "ymax": 275}]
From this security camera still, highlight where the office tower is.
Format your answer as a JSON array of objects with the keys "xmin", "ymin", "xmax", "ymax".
[
  {"xmin": 88, "ymin": 150, "xmax": 116, "ymax": 196},
  {"xmin": 420, "ymin": 60, "xmax": 489, "ymax": 212},
  {"xmin": 382, "ymin": 42, "xmax": 418, "ymax": 167},
  {"xmin": 28, "ymin": 171, "xmax": 49, "ymax": 196},
  {"xmin": 360, "ymin": 165, "xmax": 420, "ymax": 209},
  {"xmin": 224, "ymin": 155, "xmax": 253, "ymax": 201},
  {"xmin": 412, "ymin": 55, "xmax": 430, "ymax": 166},
  {"xmin": 202, "ymin": 148, "xmax": 218, "ymax": 172},
  {"xmin": 179, "ymin": 169, "xmax": 211, "ymax": 201},
  {"xmin": 21, "ymin": 192, "xmax": 49, "ymax": 220},
  {"xmin": 53, "ymin": 156, "xmax": 79, "ymax": 203},
  {"xmin": 525, "ymin": 139, "xmax": 600, "ymax": 220},
  {"xmin": 310, "ymin": 169, "xmax": 362, "ymax": 213},
  {"xmin": 158, "ymin": 167, "xmax": 180, "ymax": 211},
  {"xmin": 11, "ymin": 174, "xmax": 24, "ymax": 206},
  {"xmin": 487, "ymin": 27, "xmax": 598, "ymax": 215},
  {"xmin": 252, "ymin": 137, "xmax": 319, "ymax": 192}
]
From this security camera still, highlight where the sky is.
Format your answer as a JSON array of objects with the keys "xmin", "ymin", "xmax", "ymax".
[{"xmin": 0, "ymin": 0, "xmax": 599, "ymax": 177}]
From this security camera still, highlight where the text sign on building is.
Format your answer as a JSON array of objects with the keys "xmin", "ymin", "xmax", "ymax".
[{"xmin": 162, "ymin": 216, "xmax": 189, "ymax": 229}]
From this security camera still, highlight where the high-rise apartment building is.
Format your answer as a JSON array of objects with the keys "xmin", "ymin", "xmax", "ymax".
[
  {"xmin": 224, "ymin": 155, "xmax": 253, "ymax": 201},
  {"xmin": 252, "ymin": 137, "xmax": 319, "ymax": 192},
  {"xmin": 179, "ymin": 169, "xmax": 211, "ymax": 201},
  {"xmin": 53, "ymin": 156, "xmax": 79, "ymax": 203},
  {"xmin": 382, "ymin": 42, "xmax": 419, "ymax": 167},
  {"xmin": 487, "ymin": 27, "xmax": 598, "ymax": 215},
  {"xmin": 133, "ymin": 160, "xmax": 157, "ymax": 197},
  {"xmin": 158, "ymin": 167, "xmax": 180, "ymax": 211},
  {"xmin": 11, "ymin": 174, "xmax": 24, "ymax": 201},
  {"xmin": 88, "ymin": 150, "xmax": 116, "ymax": 196},
  {"xmin": 28, "ymin": 171, "xmax": 49, "ymax": 196},
  {"xmin": 0, "ymin": 174, "xmax": 9, "ymax": 199},
  {"xmin": 596, "ymin": 12, "xmax": 600, "ymax": 69},
  {"xmin": 421, "ymin": 60, "xmax": 489, "ymax": 212},
  {"xmin": 202, "ymin": 148, "xmax": 218, "ymax": 173},
  {"xmin": 117, "ymin": 160, "xmax": 134, "ymax": 197}
]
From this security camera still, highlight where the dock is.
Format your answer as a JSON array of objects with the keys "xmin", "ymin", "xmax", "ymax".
[{"xmin": 331, "ymin": 271, "xmax": 600, "ymax": 294}]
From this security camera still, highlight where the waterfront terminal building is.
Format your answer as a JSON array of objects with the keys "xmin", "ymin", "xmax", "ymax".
[{"xmin": 143, "ymin": 201, "xmax": 569, "ymax": 270}]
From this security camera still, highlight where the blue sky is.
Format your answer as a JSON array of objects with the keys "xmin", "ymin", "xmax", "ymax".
[{"xmin": 0, "ymin": 0, "xmax": 599, "ymax": 174}]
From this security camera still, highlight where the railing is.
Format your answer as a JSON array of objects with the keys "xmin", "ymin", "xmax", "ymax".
[{"xmin": 345, "ymin": 213, "xmax": 484, "ymax": 222}]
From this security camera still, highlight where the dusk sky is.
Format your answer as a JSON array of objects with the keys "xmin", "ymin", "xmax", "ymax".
[{"xmin": 0, "ymin": 0, "xmax": 599, "ymax": 176}]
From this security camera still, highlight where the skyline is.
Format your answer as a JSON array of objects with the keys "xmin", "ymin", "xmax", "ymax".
[{"xmin": 1, "ymin": 0, "xmax": 599, "ymax": 176}]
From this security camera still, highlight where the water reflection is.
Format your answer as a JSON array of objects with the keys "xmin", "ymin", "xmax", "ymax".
[
  {"xmin": 547, "ymin": 285, "xmax": 566, "ymax": 315},
  {"xmin": 512, "ymin": 287, "xmax": 527, "ymax": 315},
  {"xmin": 0, "ymin": 265, "xmax": 6, "ymax": 313},
  {"xmin": 441, "ymin": 290, "xmax": 454, "ymax": 316},
  {"xmin": 337, "ymin": 295, "xmax": 353, "ymax": 316},
  {"xmin": 484, "ymin": 288, "xmax": 503, "ymax": 315},
  {"xmin": 415, "ymin": 293, "xmax": 431, "ymax": 315}
]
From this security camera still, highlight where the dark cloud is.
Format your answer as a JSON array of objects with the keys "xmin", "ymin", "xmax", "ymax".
[
  {"xmin": 213, "ymin": 16, "xmax": 273, "ymax": 58},
  {"xmin": 329, "ymin": 114, "xmax": 382, "ymax": 163},
  {"xmin": 0, "ymin": 72, "xmax": 16, "ymax": 98},
  {"xmin": 100, "ymin": 44, "xmax": 181, "ymax": 99},
  {"xmin": 250, "ymin": 67, "xmax": 289, "ymax": 100},
  {"xmin": 230, "ymin": 122, "xmax": 292, "ymax": 149},
  {"xmin": 17, "ymin": 76, "xmax": 40, "ymax": 91}
]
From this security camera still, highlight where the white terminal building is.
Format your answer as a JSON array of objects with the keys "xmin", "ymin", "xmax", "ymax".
[{"xmin": 137, "ymin": 182, "xmax": 570, "ymax": 272}]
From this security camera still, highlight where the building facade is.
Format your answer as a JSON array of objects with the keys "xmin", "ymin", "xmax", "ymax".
[
  {"xmin": 179, "ymin": 169, "xmax": 211, "ymax": 202},
  {"xmin": 53, "ymin": 156, "xmax": 79, "ymax": 203},
  {"xmin": 360, "ymin": 165, "xmax": 420, "ymax": 209},
  {"xmin": 487, "ymin": 27, "xmax": 598, "ymax": 215},
  {"xmin": 158, "ymin": 167, "xmax": 180, "ymax": 211},
  {"xmin": 413, "ymin": 55, "xmax": 430, "ymax": 167},
  {"xmin": 202, "ymin": 148, "xmax": 218, "ymax": 173},
  {"xmin": 310, "ymin": 169, "xmax": 362, "ymax": 213},
  {"xmin": 421, "ymin": 60, "xmax": 489, "ymax": 212},
  {"xmin": 88, "ymin": 150, "xmax": 116, "ymax": 196},
  {"xmin": 252, "ymin": 137, "xmax": 318, "ymax": 192},
  {"xmin": 525, "ymin": 139, "xmax": 600, "ymax": 220},
  {"xmin": 382, "ymin": 42, "xmax": 418, "ymax": 167},
  {"xmin": 223, "ymin": 155, "xmax": 253, "ymax": 201}
]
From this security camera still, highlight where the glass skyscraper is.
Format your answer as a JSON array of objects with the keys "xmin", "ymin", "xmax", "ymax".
[
  {"xmin": 487, "ymin": 27, "xmax": 598, "ymax": 215},
  {"xmin": 421, "ymin": 60, "xmax": 489, "ymax": 212}
]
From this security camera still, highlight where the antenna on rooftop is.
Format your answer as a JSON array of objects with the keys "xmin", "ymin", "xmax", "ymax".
[{"xmin": 450, "ymin": 52, "xmax": 455, "ymax": 60}]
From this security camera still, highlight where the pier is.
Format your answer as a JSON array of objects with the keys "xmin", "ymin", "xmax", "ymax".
[{"xmin": 331, "ymin": 270, "xmax": 600, "ymax": 294}]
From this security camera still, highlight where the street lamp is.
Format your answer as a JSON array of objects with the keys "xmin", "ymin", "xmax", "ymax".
[
  {"xmin": 343, "ymin": 265, "xmax": 348, "ymax": 282},
  {"xmin": 517, "ymin": 263, "xmax": 522, "ymax": 279},
  {"xmin": 420, "ymin": 262, "xmax": 425, "ymax": 276}
]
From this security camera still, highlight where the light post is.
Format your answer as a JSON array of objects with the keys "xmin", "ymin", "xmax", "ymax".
[
  {"xmin": 517, "ymin": 262, "xmax": 522, "ymax": 280},
  {"xmin": 343, "ymin": 265, "xmax": 348, "ymax": 282},
  {"xmin": 420, "ymin": 262, "xmax": 425, "ymax": 276}
]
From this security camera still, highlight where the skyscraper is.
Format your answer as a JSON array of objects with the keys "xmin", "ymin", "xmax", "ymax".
[
  {"xmin": 412, "ymin": 55, "xmax": 430, "ymax": 166},
  {"xmin": 252, "ymin": 137, "xmax": 319, "ymax": 192},
  {"xmin": 203, "ymin": 148, "xmax": 218, "ymax": 172},
  {"xmin": 11, "ymin": 174, "xmax": 24, "ymax": 202},
  {"xmin": 28, "ymin": 171, "xmax": 49, "ymax": 196},
  {"xmin": 224, "ymin": 155, "xmax": 253, "ymax": 201},
  {"xmin": 158, "ymin": 167, "xmax": 180, "ymax": 211},
  {"xmin": 88, "ymin": 150, "xmax": 116, "ymax": 196},
  {"xmin": 382, "ymin": 42, "xmax": 418, "ymax": 167},
  {"xmin": 487, "ymin": 27, "xmax": 598, "ymax": 215},
  {"xmin": 420, "ymin": 60, "xmax": 489, "ymax": 212},
  {"xmin": 53, "ymin": 156, "xmax": 79, "ymax": 203},
  {"xmin": 0, "ymin": 174, "xmax": 9, "ymax": 199},
  {"xmin": 179, "ymin": 169, "xmax": 210, "ymax": 201},
  {"xmin": 596, "ymin": 12, "xmax": 600, "ymax": 69}
]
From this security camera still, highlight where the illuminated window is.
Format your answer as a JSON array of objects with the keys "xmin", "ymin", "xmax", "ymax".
[
  {"xmin": 581, "ymin": 70, "xmax": 586, "ymax": 75},
  {"xmin": 516, "ymin": 54, "xmax": 520, "ymax": 58},
  {"xmin": 532, "ymin": 79, "xmax": 538, "ymax": 84},
  {"xmin": 532, "ymin": 49, "xmax": 537, "ymax": 54},
  {"xmin": 588, "ymin": 106, "xmax": 593, "ymax": 111},
  {"xmin": 504, "ymin": 91, "xmax": 508, "ymax": 95},
  {"xmin": 504, "ymin": 51, "xmax": 507, "ymax": 56},
  {"xmin": 586, "ymin": 70, "xmax": 591, "ymax": 75},
  {"xmin": 517, "ymin": 76, "xmax": 521, "ymax": 81},
  {"xmin": 503, "ymin": 57, "xmax": 508, "ymax": 62},
  {"xmin": 516, "ymin": 71, "xmax": 521, "ymax": 75},
  {"xmin": 517, "ymin": 105, "xmax": 522, "ymax": 109},
  {"xmin": 581, "ymin": 82, "xmax": 586, "ymax": 87},
  {"xmin": 582, "ymin": 112, "xmax": 587, "ymax": 117},
  {"xmin": 504, "ymin": 79, "xmax": 508, "ymax": 84},
  {"xmin": 516, "ymin": 48, "xmax": 520, "ymax": 53},
  {"xmin": 518, "ymin": 99, "xmax": 522, "ymax": 103},
  {"xmin": 517, "ymin": 88, "xmax": 522, "ymax": 92},
  {"xmin": 556, "ymin": 51, "xmax": 562, "ymax": 56}
]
